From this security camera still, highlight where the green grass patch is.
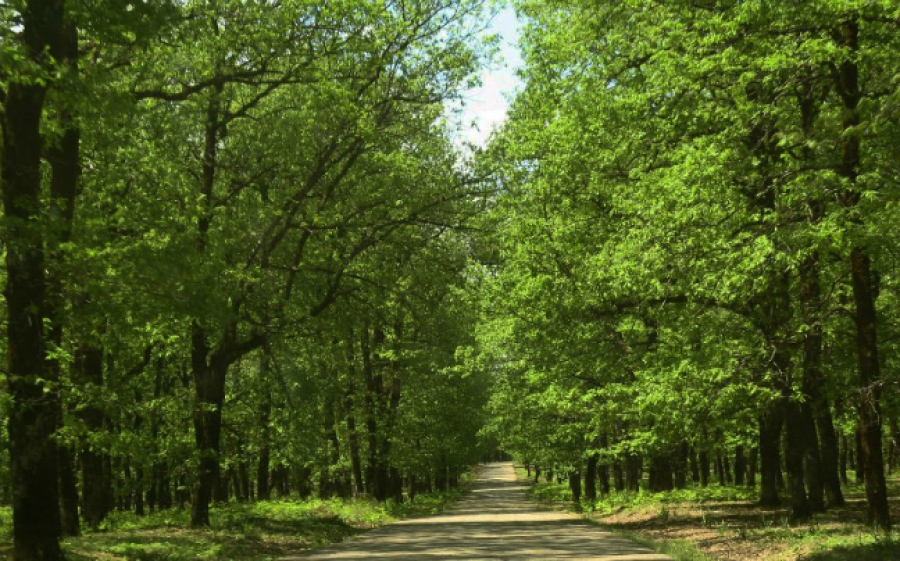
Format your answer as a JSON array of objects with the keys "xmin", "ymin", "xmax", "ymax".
[
  {"xmin": 589, "ymin": 485, "xmax": 757, "ymax": 515},
  {"xmin": 0, "ymin": 490, "xmax": 464, "ymax": 561},
  {"xmin": 612, "ymin": 529, "xmax": 715, "ymax": 561}
]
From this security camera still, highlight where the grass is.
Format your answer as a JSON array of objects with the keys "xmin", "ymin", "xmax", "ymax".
[
  {"xmin": 518, "ymin": 472, "xmax": 900, "ymax": 561},
  {"xmin": 0, "ymin": 490, "xmax": 465, "ymax": 560}
]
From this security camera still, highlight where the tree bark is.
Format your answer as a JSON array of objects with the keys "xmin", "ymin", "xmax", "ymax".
[
  {"xmin": 584, "ymin": 454, "xmax": 598, "ymax": 503},
  {"xmin": 747, "ymin": 448, "xmax": 757, "ymax": 488},
  {"xmin": 839, "ymin": 432, "xmax": 848, "ymax": 486},
  {"xmin": 256, "ymin": 351, "xmax": 271, "ymax": 501},
  {"xmin": 759, "ymin": 402, "xmax": 783, "ymax": 507},
  {"xmin": 625, "ymin": 454, "xmax": 641, "ymax": 491},
  {"xmin": 612, "ymin": 461, "xmax": 624, "ymax": 491},
  {"xmin": 699, "ymin": 451, "xmax": 710, "ymax": 487},
  {"xmin": 799, "ymin": 399, "xmax": 825, "ymax": 513},
  {"xmin": 833, "ymin": 19, "xmax": 890, "ymax": 529},
  {"xmin": 784, "ymin": 399, "xmax": 811, "ymax": 520},
  {"xmin": 346, "ymin": 403, "xmax": 365, "ymax": 496},
  {"xmin": 3, "ymin": 2, "xmax": 67, "ymax": 558},
  {"xmin": 189, "ymin": 324, "xmax": 226, "ymax": 527},
  {"xmin": 689, "ymin": 447, "xmax": 700, "ymax": 485},
  {"xmin": 46, "ymin": 25, "xmax": 81, "ymax": 534},
  {"xmin": 734, "ymin": 446, "xmax": 746, "ymax": 487},
  {"xmin": 568, "ymin": 470, "xmax": 582, "ymax": 504},
  {"xmin": 58, "ymin": 444, "xmax": 80, "ymax": 537},
  {"xmin": 798, "ymin": 80, "xmax": 844, "ymax": 512},
  {"xmin": 77, "ymin": 345, "xmax": 113, "ymax": 529}
]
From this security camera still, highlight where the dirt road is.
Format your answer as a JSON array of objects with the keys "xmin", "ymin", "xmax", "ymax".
[{"xmin": 289, "ymin": 462, "xmax": 672, "ymax": 560}]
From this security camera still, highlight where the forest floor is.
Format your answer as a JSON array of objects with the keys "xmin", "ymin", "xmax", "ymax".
[
  {"xmin": 522, "ymin": 469, "xmax": 900, "ymax": 561},
  {"xmin": 0, "ymin": 490, "xmax": 464, "ymax": 560}
]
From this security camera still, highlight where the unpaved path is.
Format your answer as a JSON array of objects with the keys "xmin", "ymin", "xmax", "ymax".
[{"xmin": 288, "ymin": 462, "xmax": 672, "ymax": 560}]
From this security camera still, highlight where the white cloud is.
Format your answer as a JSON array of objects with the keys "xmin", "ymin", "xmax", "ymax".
[{"xmin": 450, "ymin": 5, "xmax": 523, "ymax": 150}]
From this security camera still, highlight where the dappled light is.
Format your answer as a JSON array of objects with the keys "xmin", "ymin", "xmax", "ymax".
[{"xmin": 296, "ymin": 464, "xmax": 671, "ymax": 560}]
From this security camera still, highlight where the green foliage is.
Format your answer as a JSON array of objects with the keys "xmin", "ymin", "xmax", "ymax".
[{"xmin": 0, "ymin": 489, "xmax": 464, "ymax": 560}]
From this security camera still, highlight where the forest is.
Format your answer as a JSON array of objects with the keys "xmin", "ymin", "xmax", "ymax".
[{"xmin": 2, "ymin": 1, "xmax": 900, "ymax": 560}]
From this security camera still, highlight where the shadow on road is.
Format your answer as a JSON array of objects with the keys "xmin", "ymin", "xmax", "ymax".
[{"xmin": 288, "ymin": 463, "xmax": 671, "ymax": 560}]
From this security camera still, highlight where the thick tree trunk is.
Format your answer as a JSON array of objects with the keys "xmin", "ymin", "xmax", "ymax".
[
  {"xmin": 649, "ymin": 453, "xmax": 673, "ymax": 492},
  {"xmin": 784, "ymin": 399, "xmax": 811, "ymax": 519},
  {"xmin": 58, "ymin": 444, "xmax": 80, "ymax": 537},
  {"xmin": 799, "ymin": 400, "xmax": 825, "ymax": 513},
  {"xmin": 625, "ymin": 455, "xmax": 641, "ymax": 491},
  {"xmin": 699, "ymin": 451, "xmax": 710, "ymax": 487},
  {"xmin": 799, "ymin": 251, "xmax": 840, "ymax": 510},
  {"xmin": 78, "ymin": 345, "xmax": 113, "ymax": 529},
  {"xmin": 734, "ymin": 446, "xmax": 746, "ymax": 487},
  {"xmin": 47, "ymin": 41, "xmax": 82, "ymax": 536},
  {"xmin": 835, "ymin": 19, "xmax": 890, "ymax": 530},
  {"xmin": 3, "ymin": 2, "xmax": 67, "ymax": 559},
  {"xmin": 189, "ymin": 324, "xmax": 227, "ymax": 527},
  {"xmin": 850, "ymin": 247, "xmax": 890, "ymax": 528},
  {"xmin": 759, "ymin": 403, "xmax": 784, "ymax": 507},
  {"xmin": 815, "ymin": 399, "xmax": 845, "ymax": 505},
  {"xmin": 568, "ymin": 470, "xmax": 582, "ymax": 504}
]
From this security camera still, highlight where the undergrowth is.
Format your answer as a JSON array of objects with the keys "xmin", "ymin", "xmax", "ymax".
[
  {"xmin": 0, "ymin": 490, "xmax": 464, "ymax": 561},
  {"xmin": 522, "ymin": 475, "xmax": 900, "ymax": 561}
]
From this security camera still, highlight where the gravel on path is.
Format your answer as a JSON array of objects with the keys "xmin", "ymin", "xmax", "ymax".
[{"xmin": 286, "ymin": 462, "xmax": 673, "ymax": 560}]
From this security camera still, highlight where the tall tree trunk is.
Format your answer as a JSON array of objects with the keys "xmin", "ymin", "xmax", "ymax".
[
  {"xmin": 625, "ymin": 454, "xmax": 641, "ymax": 491},
  {"xmin": 47, "ymin": 34, "xmax": 82, "ymax": 535},
  {"xmin": 78, "ymin": 345, "xmax": 113, "ymax": 529},
  {"xmin": 835, "ymin": 18, "xmax": 890, "ymax": 530},
  {"xmin": 839, "ymin": 433, "xmax": 848, "ymax": 485},
  {"xmin": 346, "ymin": 404, "xmax": 364, "ymax": 496},
  {"xmin": 675, "ymin": 442, "xmax": 689, "ymax": 489},
  {"xmin": 759, "ymin": 402, "xmax": 783, "ymax": 507},
  {"xmin": 689, "ymin": 447, "xmax": 700, "ymax": 485},
  {"xmin": 189, "ymin": 324, "xmax": 226, "ymax": 527},
  {"xmin": 584, "ymin": 453, "xmax": 600, "ymax": 508},
  {"xmin": 256, "ymin": 351, "xmax": 271, "ymax": 502},
  {"xmin": 799, "ymin": 400, "xmax": 825, "ymax": 513},
  {"xmin": 3, "ymin": 1, "xmax": 67, "ymax": 558},
  {"xmin": 734, "ymin": 446, "xmax": 746, "ymax": 487},
  {"xmin": 784, "ymin": 399, "xmax": 811, "ymax": 519},
  {"xmin": 134, "ymin": 465, "xmax": 145, "ymax": 516},
  {"xmin": 568, "ymin": 470, "xmax": 582, "ymax": 504},
  {"xmin": 612, "ymin": 461, "xmax": 624, "ymax": 491},
  {"xmin": 584, "ymin": 454, "xmax": 598, "ymax": 503},
  {"xmin": 699, "ymin": 451, "xmax": 710, "ymax": 487},
  {"xmin": 747, "ymin": 448, "xmax": 757, "ymax": 488},
  {"xmin": 58, "ymin": 444, "xmax": 80, "ymax": 537},
  {"xmin": 798, "ymin": 88, "xmax": 844, "ymax": 511}
]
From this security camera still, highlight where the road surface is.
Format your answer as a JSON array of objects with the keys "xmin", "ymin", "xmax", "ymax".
[{"xmin": 289, "ymin": 462, "xmax": 672, "ymax": 560}]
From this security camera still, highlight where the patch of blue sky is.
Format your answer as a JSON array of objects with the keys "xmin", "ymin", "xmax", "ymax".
[{"xmin": 448, "ymin": 3, "xmax": 524, "ymax": 151}]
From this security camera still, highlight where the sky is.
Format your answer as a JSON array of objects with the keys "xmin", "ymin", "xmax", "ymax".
[{"xmin": 453, "ymin": 4, "xmax": 524, "ymax": 149}]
